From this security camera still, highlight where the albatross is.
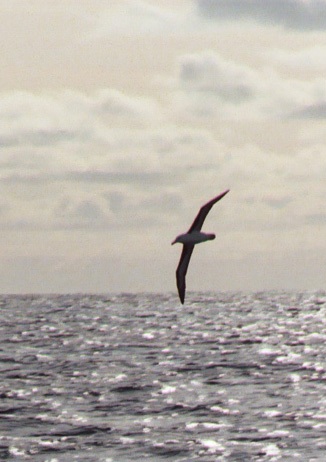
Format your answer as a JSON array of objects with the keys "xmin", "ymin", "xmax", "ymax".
[{"xmin": 172, "ymin": 190, "xmax": 229, "ymax": 304}]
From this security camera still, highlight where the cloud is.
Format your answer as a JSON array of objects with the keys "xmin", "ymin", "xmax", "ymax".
[
  {"xmin": 67, "ymin": 171, "xmax": 172, "ymax": 186},
  {"xmin": 179, "ymin": 51, "xmax": 256, "ymax": 103},
  {"xmin": 197, "ymin": 0, "xmax": 326, "ymax": 30},
  {"xmin": 90, "ymin": 1, "xmax": 187, "ymax": 37},
  {"xmin": 285, "ymin": 146, "xmax": 326, "ymax": 181},
  {"xmin": 92, "ymin": 89, "xmax": 159, "ymax": 120},
  {"xmin": 267, "ymin": 46, "xmax": 326, "ymax": 73},
  {"xmin": 305, "ymin": 213, "xmax": 326, "ymax": 225},
  {"xmin": 294, "ymin": 102, "xmax": 326, "ymax": 119},
  {"xmin": 262, "ymin": 196, "xmax": 292, "ymax": 209},
  {"xmin": 55, "ymin": 199, "xmax": 108, "ymax": 230},
  {"xmin": 0, "ymin": 84, "xmax": 325, "ymax": 240},
  {"xmin": 0, "ymin": 89, "xmax": 159, "ymax": 150},
  {"xmin": 52, "ymin": 189, "xmax": 184, "ymax": 231},
  {"xmin": 174, "ymin": 50, "xmax": 326, "ymax": 119},
  {"xmin": 0, "ymin": 87, "xmax": 224, "ymax": 230}
]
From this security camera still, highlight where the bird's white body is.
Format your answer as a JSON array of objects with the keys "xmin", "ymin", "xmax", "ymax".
[{"xmin": 173, "ymin": 231, "xmax": 215, "ymax": 245}]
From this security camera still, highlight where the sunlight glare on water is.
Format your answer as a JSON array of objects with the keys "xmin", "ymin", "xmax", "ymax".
[{"xmin": 0, "ymin": 291, "xmax": 326, "ymax": 460}]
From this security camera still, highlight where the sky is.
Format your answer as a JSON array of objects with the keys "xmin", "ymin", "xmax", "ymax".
[{"xmin": 1, "ymin": 0, "xmax": 326, "ymax": 294}]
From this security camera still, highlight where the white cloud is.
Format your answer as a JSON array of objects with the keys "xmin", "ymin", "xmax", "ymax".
[
  {"xmin": 178, "ymin": 51, "xmax": 256, "ymax": 102},
  {"xmin": 0, "ymin": 88, "xmax": 227, "ymax": 231},
  {"xmin": 90, "ymin": 0, "xmax": 190, "ymax": 38},
  {"xmin": 54, "ymin": 198, "xmax": 109, "ymax": 230},
  {"xmin": 295, "ymin": 102, "xmax": 326, "ymax": 118},
  {"xmin": 174, "ymin": 50, "xmax": 326, "ymax": 119},
  {"xmin": 197, "ymin": 0, "xmax": 326, "ymax": 30},
  {"xmin": 0, "ymin": 86, "xmax": 225, "ymax": 181},
  {"xmin": 1, "ymin": 85, "xmax": 326, "ymax": 237},
  {"xmin": 267, "ymin": 46, "xmax": 326, "ymax": 73},
  {"xmin": 0, "ymin": 89, "xmax": 160, "ymax": 149}
]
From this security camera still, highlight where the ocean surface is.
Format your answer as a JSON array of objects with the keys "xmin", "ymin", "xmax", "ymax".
[{"xmin": 1, "ymin": 292, "xmax": 326, "ymax": 461}]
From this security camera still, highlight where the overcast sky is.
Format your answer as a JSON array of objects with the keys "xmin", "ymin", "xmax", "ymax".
[{"xmin": 1, "ymin": 0, "xmax": 326, "ymax": 294}]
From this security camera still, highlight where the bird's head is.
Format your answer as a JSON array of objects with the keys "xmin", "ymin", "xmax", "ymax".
[{"xmin": 171, "ymin": 235, "xmax": 182, "ymax": 245}]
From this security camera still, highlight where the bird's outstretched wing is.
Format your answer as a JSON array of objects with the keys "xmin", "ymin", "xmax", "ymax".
[
  {"xmin": 176, "ymin": 244, "xmax": 194, "ymax": 304},
  {"xmin": 188, "ymin": 189, "xmax": 229, "ymax": 233}
]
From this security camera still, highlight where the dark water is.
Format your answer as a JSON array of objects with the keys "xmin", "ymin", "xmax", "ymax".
[{"xmin": 1, "ymin": 292, "xmax": 326, "ymax": 461}]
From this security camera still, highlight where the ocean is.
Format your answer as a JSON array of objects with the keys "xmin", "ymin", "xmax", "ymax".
[{"xmin": 1, "ymin": 291, "xmax": 326, "ymax": 461}]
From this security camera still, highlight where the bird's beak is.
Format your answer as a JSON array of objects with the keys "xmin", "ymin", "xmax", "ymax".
[{"xmin": 171, "ymin": 239, "xmax": 177, "ymax": 245}]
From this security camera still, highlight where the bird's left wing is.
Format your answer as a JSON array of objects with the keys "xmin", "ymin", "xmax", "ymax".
[
  {"xmin": 176, "ymin": 244, "xmax": 194, "ymax": 304},
  {"xmin": 188, "ymin": 189, "xmax": 229, "ymax": 233}
]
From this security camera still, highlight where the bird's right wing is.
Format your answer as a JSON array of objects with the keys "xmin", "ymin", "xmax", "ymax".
[
  {"xmin": 188, "ymin": 189, "xmax": 229, "ymax": 233},
  {"xmin": 176, "ymin": 244, "xmax": 194, "ymax": 304}
]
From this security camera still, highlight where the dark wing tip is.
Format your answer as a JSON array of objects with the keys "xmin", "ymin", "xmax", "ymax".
[
  {"xmin": 177, "ymin": 275, "xmax": 185, "ymax": 304},
  {"xmin": 214, "ymin": 189, "xmax": 230, "ymax": 201}
]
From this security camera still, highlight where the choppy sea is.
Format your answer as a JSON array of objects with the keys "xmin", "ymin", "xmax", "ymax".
[{"xmin": 1, "ymin": 292, "xmax": 326, "ymax": 461}]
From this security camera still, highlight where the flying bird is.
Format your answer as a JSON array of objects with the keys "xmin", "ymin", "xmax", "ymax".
[{"xmin": 172, "ymin": 190, "xmax": 229, "ymax": 304}]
